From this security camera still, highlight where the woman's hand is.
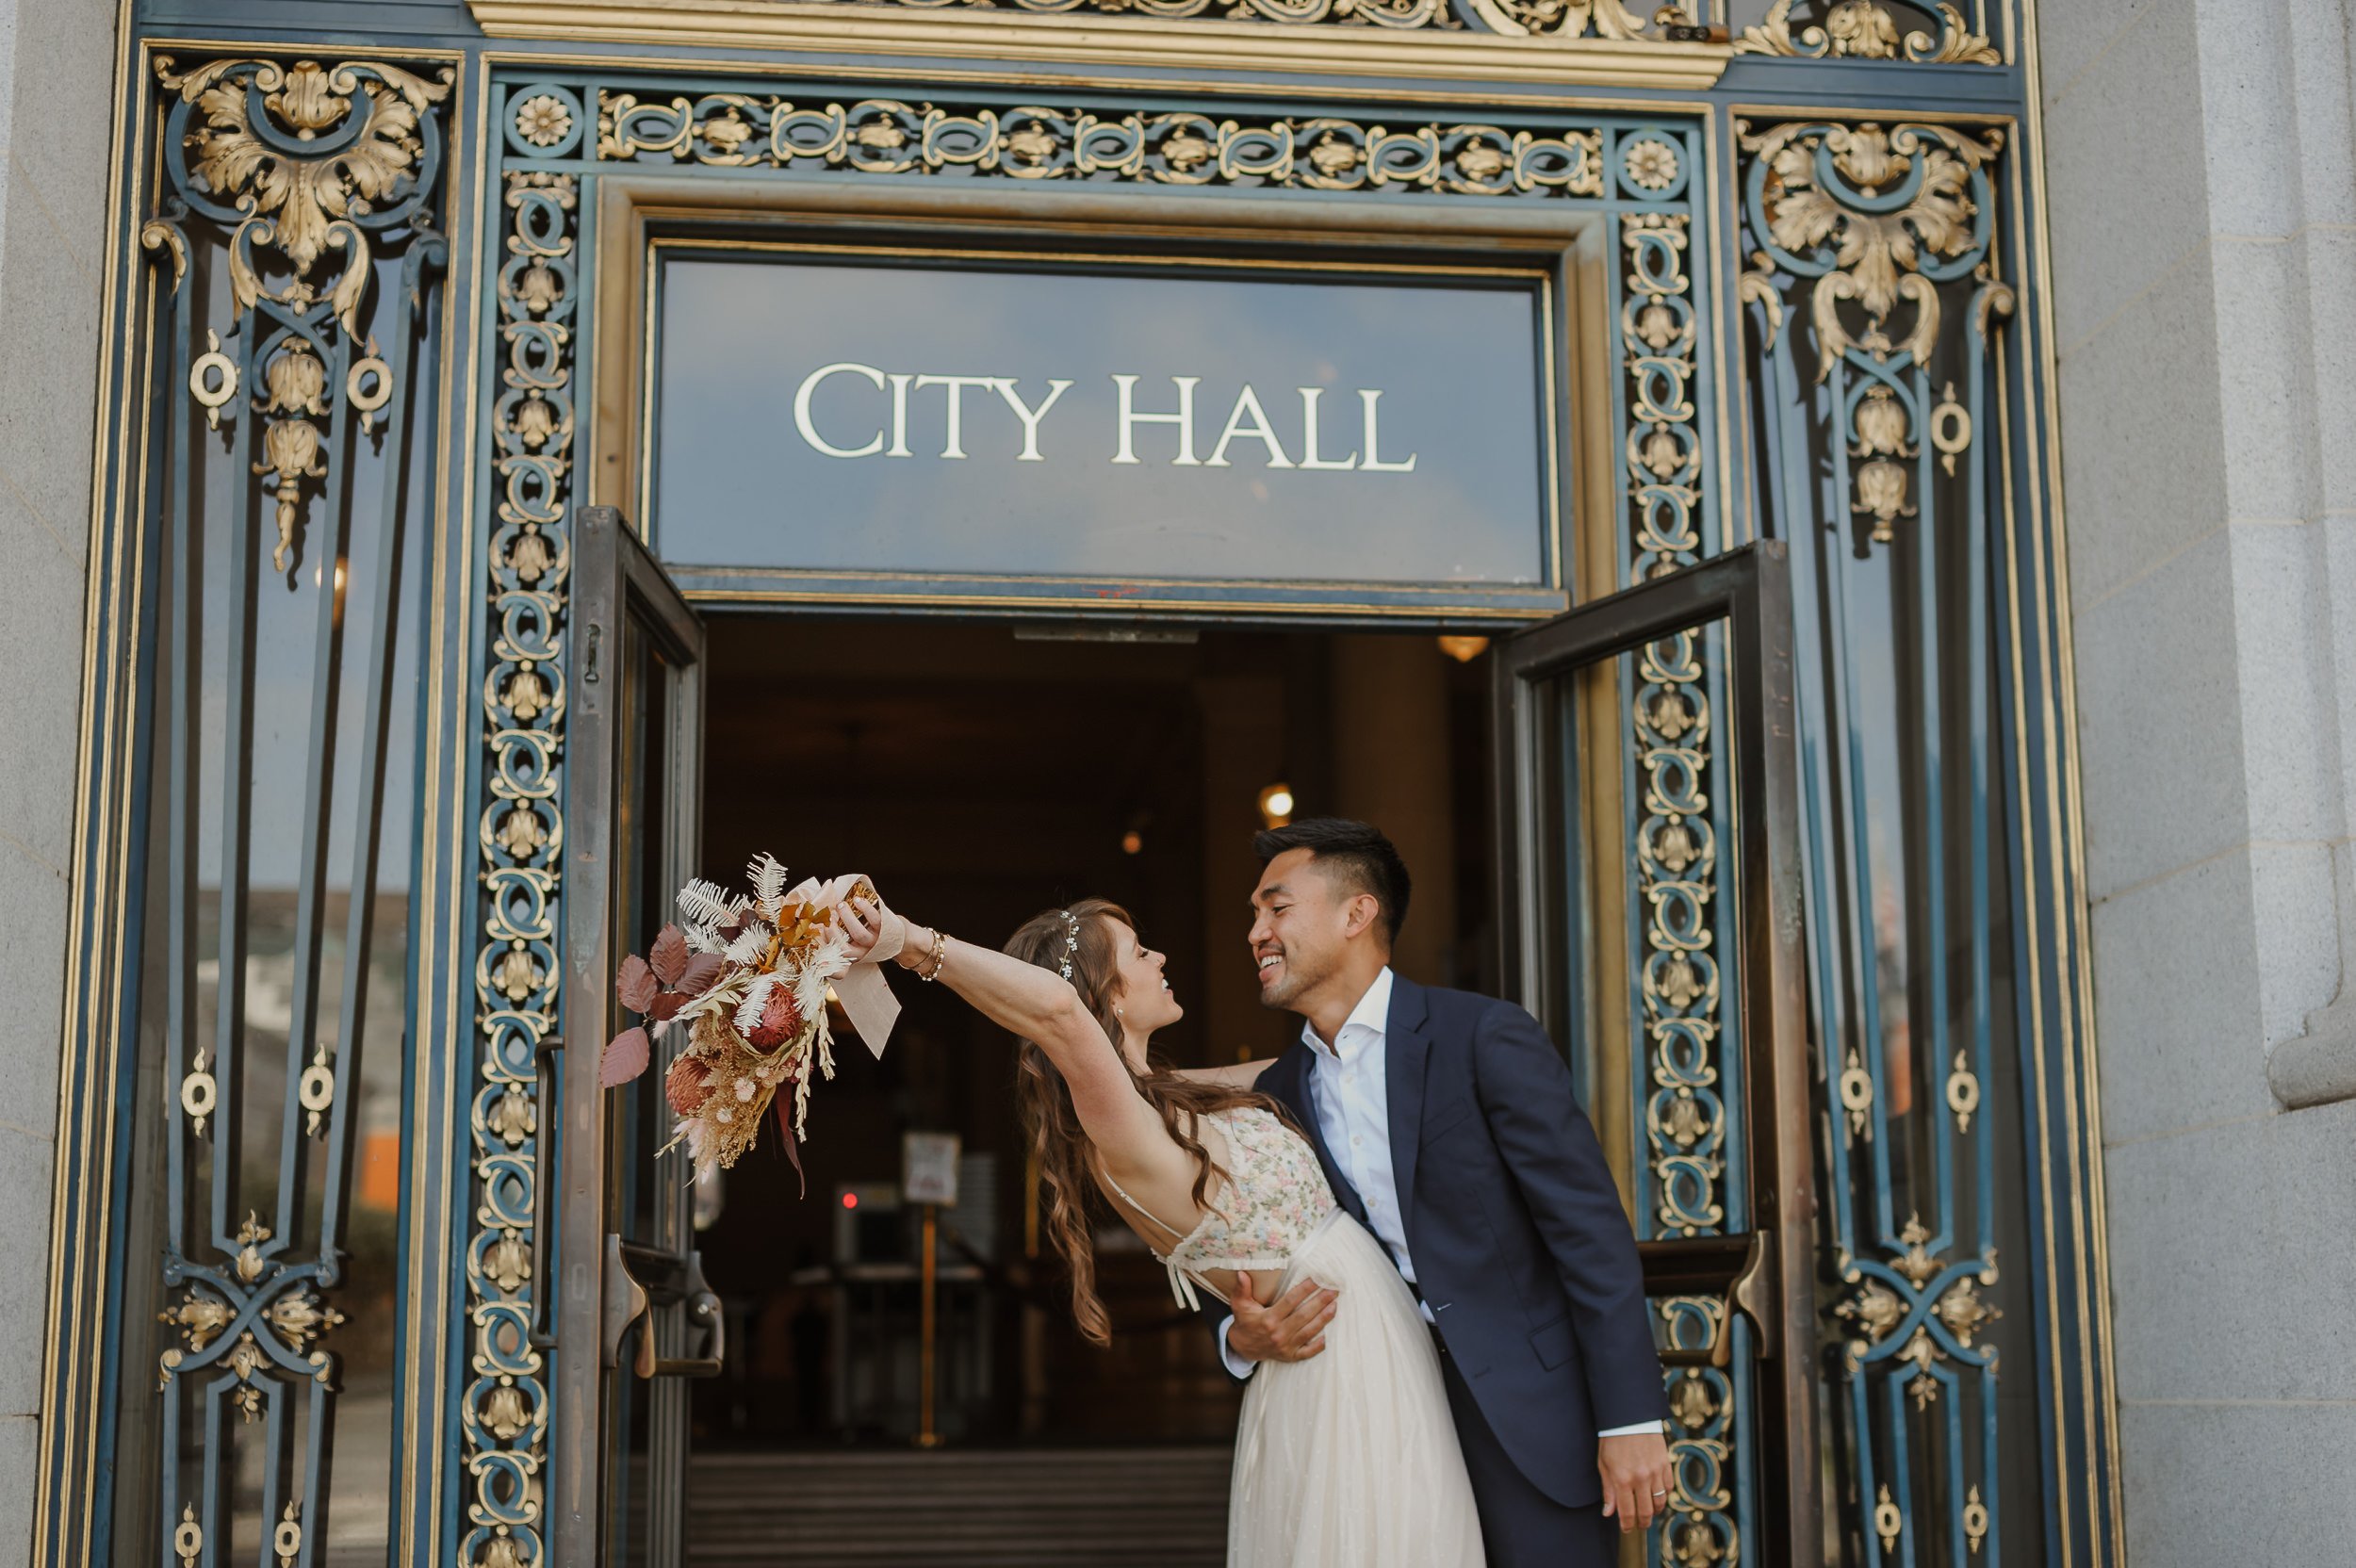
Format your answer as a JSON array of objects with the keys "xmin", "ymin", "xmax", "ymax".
[{"xmin": 834, "ymin": 895, "xmax": 891, "ymax": 964}]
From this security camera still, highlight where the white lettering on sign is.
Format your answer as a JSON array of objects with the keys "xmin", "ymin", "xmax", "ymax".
[
  {"xmin": 1111, "ymin": 374, "xmax": 1202, "ymax": 466},
  {"xmin": 789, "ymin": 364, "xmax": 1417, "ymax": 473}
]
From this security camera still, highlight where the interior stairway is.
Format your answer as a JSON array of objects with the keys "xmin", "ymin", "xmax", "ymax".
[{"xmin": 688, "ymin": 1447, "xmax": 1232, "ymax": 1568}]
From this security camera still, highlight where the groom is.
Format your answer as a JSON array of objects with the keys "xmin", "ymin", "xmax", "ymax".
[{"xmin": 1217, "ymin": 819, "xmax": 1673, "ymax": 1566}]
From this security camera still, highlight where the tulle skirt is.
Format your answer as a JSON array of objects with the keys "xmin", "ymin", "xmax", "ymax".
[{"xmin": 1227, "ymin": 1209, "xmax": 1486, "ymax": 1568}]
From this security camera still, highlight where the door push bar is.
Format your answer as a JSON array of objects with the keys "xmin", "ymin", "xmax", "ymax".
[
  {"xmin": 1636, "ymin": 1231, "xmax": 1774, "ymax": 1369},
  {"xmin": 599, "ymin": 1233, "xmax": 728, "ymax": 1379}
]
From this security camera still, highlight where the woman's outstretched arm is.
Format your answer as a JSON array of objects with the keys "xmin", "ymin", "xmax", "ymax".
[{"xmin": 838, "ymin": 899, "xmax": 1187, "ymax": 1187}]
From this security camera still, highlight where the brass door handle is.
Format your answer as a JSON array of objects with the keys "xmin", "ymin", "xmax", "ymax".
[
  {"xmin": 1640, "ymin": 1230, "xmax": 1775, "ymax": 1369},
  {"xmin": 636, "ymin": 1249, "xmax": 726, "ymax": 1380},
  {"xmin": 599, "ymin": 1232, "xmax": 649, "ymax": 1371},
  {"xmin": 602, "ymin": 1237, "xmax": 726, "ymax": 1379}
]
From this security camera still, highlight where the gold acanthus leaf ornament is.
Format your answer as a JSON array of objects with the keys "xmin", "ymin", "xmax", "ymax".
[
  {"xmin": 1749, "ymin": 120, "xmax": 1998, "ymax": 378},
  {"xmin": 1736, "ymin": 0, "xmax": 1999, "ymax": 62},
  {"xmin": 155, "ymin": 57, "xmax": 453, "ymax": 334}
]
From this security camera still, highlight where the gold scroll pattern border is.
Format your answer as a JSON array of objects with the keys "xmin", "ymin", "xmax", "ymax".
[
  {"xmin": 1615, "ymin": 206, "xmax": 1745, "ymax": 1568},
  {"xmin": 463, "ymin": 166, "xmax": 576, "ymax": 1568}
]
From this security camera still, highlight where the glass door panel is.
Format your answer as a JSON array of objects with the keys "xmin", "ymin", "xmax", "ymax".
[
  {"xmin": 1494, "ymin": 542, "xmax": 1818, "ymax": 1566},
  {"xmin": 550, "ymin": 506, "xmax": 716, "ymax": 1568}
]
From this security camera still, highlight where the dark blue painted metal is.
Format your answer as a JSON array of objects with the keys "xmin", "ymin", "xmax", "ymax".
[{"xmin": 46, "ymin": 8, "xmax": 2123, "ymax": 1567}]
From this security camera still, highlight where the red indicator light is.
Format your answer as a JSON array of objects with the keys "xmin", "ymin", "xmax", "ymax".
[{"xmin": 842, "ymin": 1192, "xmax": 859, "ymax": 1210}]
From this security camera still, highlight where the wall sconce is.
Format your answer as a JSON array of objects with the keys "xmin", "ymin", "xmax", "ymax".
[
  {"xmin": 1121, "ymin": 830, "xmax": 1144, "ymax": 856},
  {"xmin": 1257, "ymin": 783, "xmax": 1295, "ymax": 828},
  {"xmin": 1436, "ymin": 635, "xmax": 1490, "ymax": 663}
]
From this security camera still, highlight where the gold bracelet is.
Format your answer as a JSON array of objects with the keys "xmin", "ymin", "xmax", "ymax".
[{"xmin": 916, "ymin": 927, "xmax": 948, "ymax": 982}]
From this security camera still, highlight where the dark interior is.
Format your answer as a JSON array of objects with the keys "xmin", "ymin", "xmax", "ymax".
[{"xmin": 684, "ymin": 616, "xmax": 1498, "ymax": 1450}]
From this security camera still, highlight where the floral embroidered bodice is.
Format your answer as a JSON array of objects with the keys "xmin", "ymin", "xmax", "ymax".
[{"xmin": 1101, "ymin": 1105, "xmax": 1338, "ymax": 1310}]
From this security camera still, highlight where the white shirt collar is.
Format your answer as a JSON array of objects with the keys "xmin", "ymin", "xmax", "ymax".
[{"xmin": 1305, "ymin": 967, "xmax": 1395, "ymax": 1060}]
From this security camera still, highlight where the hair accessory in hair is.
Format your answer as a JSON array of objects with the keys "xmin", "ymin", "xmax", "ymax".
[{"xmin": 1056, "ymin": 908, "xmax": 1081, "ymax": 982}]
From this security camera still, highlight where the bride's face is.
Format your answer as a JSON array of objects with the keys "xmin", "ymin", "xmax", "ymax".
[{"xmin": 1102, "ymin": 919, "xmax": 1183, "ymax": 1047}]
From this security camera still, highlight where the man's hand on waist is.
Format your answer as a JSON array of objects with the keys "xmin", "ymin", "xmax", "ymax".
[{"xmin": 1223, "ymin": 1279, "xmax": 1337, "ymax": 1366}]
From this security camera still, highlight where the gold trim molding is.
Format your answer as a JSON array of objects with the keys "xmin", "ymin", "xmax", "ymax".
[{"xmin": 466, "ymin": 1, "xmax": 1733, "ymax": 90}]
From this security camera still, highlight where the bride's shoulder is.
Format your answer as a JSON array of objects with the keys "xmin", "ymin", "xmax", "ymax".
[{"xmin": 1170, "ymin": 1055, "xmax": 1277, "ymax": 1090}]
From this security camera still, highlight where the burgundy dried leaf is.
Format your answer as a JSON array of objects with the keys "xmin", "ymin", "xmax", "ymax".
[
  {"xmin": 744, "ymin": 986, "xmax": 804, "ymax": 1051},
  {"xmin": 664, "ymin": 1054, "xmax": 712, "ymax": 1118},
  {"xmin": 616, "ymin": 954, "xmax": 659, "ymax": 1013},
  {"xmin": 675, "ymin": 954, "xmax": 726, "ymax": 998},
  {"xmin": 647, "ymin": 924, "xmax": 690, "ymax": 987},
  {"xmin": 777, "ymin": 1097, "xmax": 807, "ymax": 1199},
  {"xmin": 647, "ymin": 990, "xmax": 685, "ymax": 1022},
  {"xmin": 599, "ymin": 1026, "xmax": 651, "ymax": 1087}
]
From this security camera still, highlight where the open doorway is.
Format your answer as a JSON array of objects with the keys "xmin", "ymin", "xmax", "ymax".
[{"xmin": 677, "ymin": 616, "xmax": 1496, "ymax": 1547}]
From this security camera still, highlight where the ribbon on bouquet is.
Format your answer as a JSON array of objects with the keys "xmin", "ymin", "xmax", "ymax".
[{"xmin": 794, "ymin": 872, "xmax": 904, "ymax": 1059}]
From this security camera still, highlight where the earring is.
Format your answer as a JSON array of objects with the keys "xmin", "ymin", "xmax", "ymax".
[{"xmin": 1115, "ymin": 1005, "xmax": 1125, "ymax": 1018}]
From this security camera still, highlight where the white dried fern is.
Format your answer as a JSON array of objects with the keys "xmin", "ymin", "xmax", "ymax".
[
  {"xmin": 678, "ymin": 877, "xmax": 748, "ymax": 932},
  {"xmin": 725, "ymin": 921, "xmax": 774, "ymax": 966},
  {"xmin": 746, "ymin": 853, "xmax": 792, "ymax": 917},
  {"xmin": 732, "ymin": 974, "xmax": 780, "ymax": 1036}
]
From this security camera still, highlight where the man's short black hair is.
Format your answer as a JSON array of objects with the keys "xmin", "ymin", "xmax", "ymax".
[{"xmin": 1253, "ymin": 818, "xmax": 1412, "ymax": 946}]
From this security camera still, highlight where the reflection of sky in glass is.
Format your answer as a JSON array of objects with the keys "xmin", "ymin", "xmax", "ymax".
[
  {"xmin": 192, "ymin": 388, "xmax": 426, "ymax": 894},
  {"xmin": 138, "ymin": 249, "xmax": 424, "ymax": 1568},
  {"xmin": 654, "ymin": 254, "xmax": 1551, "ymax": 584}
]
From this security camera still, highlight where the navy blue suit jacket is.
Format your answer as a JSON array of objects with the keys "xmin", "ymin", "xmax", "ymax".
[{"xmin": 1247, "ymin": 974, "xmax": 1668, "ymax": 1509}]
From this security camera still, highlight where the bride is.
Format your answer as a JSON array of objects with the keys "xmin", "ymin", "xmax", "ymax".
[{"xmin": 836, "ymin": 892, "xmax": 1483, "ymax": 1567}]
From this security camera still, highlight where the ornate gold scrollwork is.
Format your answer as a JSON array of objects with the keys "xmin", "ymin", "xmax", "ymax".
[
  {"xmin": 275, "ymin": 1502, "xmax": 303, "ymax": 1568},
  {"xmin": 348, "ymin": 339, "xmax": 394, "ymax": 433},
  {"xmin": 1963, "ymin": 1485, "xmax": 1990, "ymax": 1554},
  {"xmin": 1930, "ymin": 380, "xmax": 1972, "ymax": 476},
  {"xmin": 1836, "ymin": 1216, "xmax": 2001, "ymax": 1407},
  {"xmin": 463, "ymin": 163, "xmax": 573, "ymax": 1568},
  {"xmin": 1945, "ymin": 1048, "xmax": 1981, "ymax": 1131},
  {"xmin": 1875, "ymin": 1483, "xmax": 1903, "ymax": 1554},
  {"xmin": 174, "ymin": 1505, "xmax": 202, "ymax": 1568},
  {"xmin": 1840, "ymin": 1046, "xmax": 1874, "ymax": 1137},
  {"xmin": 1741, "ymin": 117, "xmax": 2003, "ymax": 548},
  {"xmin": 300, "ymin": 1042, "xmax": 336, "ymax": 1136},
  {"xmin": 1744, "ymin": 120, "xmax": 2000, "ymax": 382},
  {"xmin": 155, "ymin": 56, "xmax": 451, "ymax": 574},
  {"xmin": 188, "ymin": 331, "xmax": 238, "ymax": 430},
  {"xmin": 178, "ymin": 1048, "xmax": 217, "ymax": 1137},
  {"xmin": 157, "ymin": 57, "xmax": 450, "ymax": 326},
  {"xmin": 1737, "ymin": 251, "xmax": 1785, "ymax": 350},
  {"xmin": 597, "ymin": 93, "xmax": 1605, "ymax": 199},
  {"xmin": 1735, "ymin": 0, "xmax": 1998, "ymax": 62},
  {"xmin": 773, "ymin": 0, "xmax": 1717, "ymax": 33},
  {"xmin": 233, "ymin": 1212, "xmax": 271, "ymax": 1283},
  {"xmin": 158, "ymin": 1290, "xmax": 235, "ymax": 1353}
]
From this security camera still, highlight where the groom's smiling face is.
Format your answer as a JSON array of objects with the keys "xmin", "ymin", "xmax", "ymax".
[{"xmin": 1250, "ymin": 847, "xmax": 1354, "ymax": 1009}]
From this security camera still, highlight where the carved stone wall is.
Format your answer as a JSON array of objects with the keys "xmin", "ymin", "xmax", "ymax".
[
  {"xmin": 2039, "ymin": 0, "xmax": 2356, "ymax": 1560},
  {"xmin": 0, "ymin": 0, "xmax": 122, "ymax": 1561}
]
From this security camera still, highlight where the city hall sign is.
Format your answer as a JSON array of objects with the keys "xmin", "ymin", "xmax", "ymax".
[
  {"xmin": 647, "ymin": 246, "xmax": 1561, "ymax": 593},
  {"xmin": 789, "ymin": 365, "xmax": 1423, "ymax": 474}
]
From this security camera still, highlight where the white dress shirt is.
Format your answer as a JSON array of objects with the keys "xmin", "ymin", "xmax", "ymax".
[{"xmin": 1219, "ymin": 968, "xmax": 1665, "ymax": 1439}]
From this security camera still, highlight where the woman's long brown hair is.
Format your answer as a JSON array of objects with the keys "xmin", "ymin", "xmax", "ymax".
[{"xmin": 1007, "ymin": 899, "xmax": 1293, "ymax": 1347}]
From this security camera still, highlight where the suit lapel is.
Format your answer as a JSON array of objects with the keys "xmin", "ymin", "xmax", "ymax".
[
  {"xmin": 1385, "ymin": 974, "xmax": 1432, "ymax": 1255},
  {"xmin": 1269, "ymin": 1041, "xmax": 1368, "ymax": 1229}
]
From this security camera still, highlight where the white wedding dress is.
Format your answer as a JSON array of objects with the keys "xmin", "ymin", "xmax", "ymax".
[{"xmin": 1104, "ymin": 1106, "xmax": 1485, "ymax": 1567}]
